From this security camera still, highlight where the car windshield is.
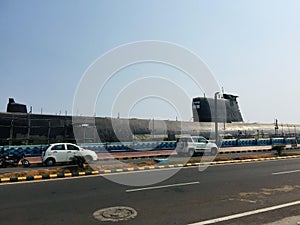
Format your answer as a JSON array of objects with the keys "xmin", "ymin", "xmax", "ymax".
[
  {"xmin": 177, "ymin": 137, "xmax": 191, "ymax": 142},
  {"xmin": 198, "ymin": 138, "xmax": 206, "ymax": 143}
]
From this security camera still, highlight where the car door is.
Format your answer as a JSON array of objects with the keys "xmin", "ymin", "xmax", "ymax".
[
  {"xmin": 50, "ymin": 144, "xmax": 67, "ymax": 162},
  {"xmin": 66, "ymin": 144, "xmax": 80, "ymax": 161},
  {"xmin": 197, "ymin": 137, "xmax": 207, "ymax": 151}
]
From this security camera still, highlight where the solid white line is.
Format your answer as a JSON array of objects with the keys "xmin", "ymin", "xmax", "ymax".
[
  {"xmin": 188, "ymin": 200, "xmax": 300, "ymax": 225},
  {"xmin": 272, "ymin": 169, "xmax": 300, "ymax": 175},
  {"xmin": 126, "ymin": 181, "xmax": 199, "ymax": 192}
]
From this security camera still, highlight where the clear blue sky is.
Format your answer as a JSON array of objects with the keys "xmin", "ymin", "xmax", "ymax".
[{"xmin": 1, "ymin": 0, "xmax": 300, "ymax": 123}]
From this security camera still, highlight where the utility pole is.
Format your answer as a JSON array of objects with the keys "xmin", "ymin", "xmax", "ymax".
[
  {"xmin": 274, "ymin": 119, "xmax": 278, "ymax": 136},
  {"xmin": 214, "ymin": 92, "xmax": 219, "ymax": 144},
  {"xmin": 9, "ymin": 116, "xmax": 14, "ymax": 146},
  {"xmin": 27, "ymin": 113, "xmax": 31, "ymax": 144},
  {"xmin": 47, "ymin": 120, "xmax": 51, "ymax": 144},
  {"xmin": 152, "ymin": 118, "xmax": 155, "ymax": 140}
]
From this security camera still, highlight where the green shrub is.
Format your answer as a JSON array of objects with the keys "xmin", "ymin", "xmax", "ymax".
[
  {"xmin": 272, "ymin": 144, "xmax": 286, "ymax": 156},
  {"xmin": 70, "ymin": 156, "xmax": 86, "ymax": 168}
]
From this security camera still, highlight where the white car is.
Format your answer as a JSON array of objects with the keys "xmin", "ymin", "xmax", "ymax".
[
  {"xmin": 42, "ymin": 143, "xmax": 98, "ymax": 166},
  {"xmin": 176, "ymin": 136, "xmax": 218, "ymax": 156}
]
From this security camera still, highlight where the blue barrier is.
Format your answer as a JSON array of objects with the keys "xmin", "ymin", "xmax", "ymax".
[
  {"xmin": 257, "ymin": 139, "xmax": 271, "ymax": 146},
  {"xmin": 0, "ymin": 137, "xmax": 296, "ymax": 156},
  {"xmin": 272, "ymin": 138, "xmax": 285, "ymax": 145}
]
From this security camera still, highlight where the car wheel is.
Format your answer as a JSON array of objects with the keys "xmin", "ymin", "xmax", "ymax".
[
  {"xmin": 45, "ymin": 158, "xmax": 56, "ymax": 166},
  {"xmin": 188, "ymin": 149, "xmax": 195, "ymax": 157},
  {"xmin": 0, "ymin": 160, "xmax": 7, "ymax": 168},
  {"xmin": 22, "ymin": 159, "xmax": 31, "ymax": 167},
  {"xmin": 210, "ymin": 148, "xmax": 218, "ymax": 156}
]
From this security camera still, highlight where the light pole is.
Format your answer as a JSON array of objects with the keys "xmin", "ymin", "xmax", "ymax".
[
  {"xmin": 81, "ymin": 123, "xmax": 89, "ymax": 143},
  {"xmin": 214, "ymin": 92, "xmax": 219, "ymax": 144}
]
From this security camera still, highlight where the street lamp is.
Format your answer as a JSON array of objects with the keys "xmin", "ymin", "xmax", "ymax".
[{"xmin": 81, "ymin": 123, "xmax": 89, "ymax": 143}]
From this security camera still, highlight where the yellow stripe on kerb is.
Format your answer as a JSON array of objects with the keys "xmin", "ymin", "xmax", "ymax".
[
  {"xmin": 18, "ymin": 177, "xmax": 27, "ymax": 181},
  {"xmin": 64, "ymin": 173, "xmax": 72, "ymax": 177},
  {"xmin": 50, "ymin": 174, "xmax": 57, "ymax": 178},
  {"xmin": 34, "ymin": 175, "xmax": 42, "ymax": 179},
  {"xmin": 1, "ymin": 178, "xmax": 10, "ymax": 182},
  {"xmin": 78, "ymin": 172, "xmax": 86, "ymax": 176},
  {"xmin": 92, "ymin": 171, "xmax": 99, "ymax": 175}
]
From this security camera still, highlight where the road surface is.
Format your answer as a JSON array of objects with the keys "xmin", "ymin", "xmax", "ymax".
[{"xmin": 1, "ymin": 158, "xmax": 300, "ymax": 225}]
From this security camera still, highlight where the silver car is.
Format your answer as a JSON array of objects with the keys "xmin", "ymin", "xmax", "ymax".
[{"xmin": 176, "ymin": 136, "xmax": 218, "ymax": 156}]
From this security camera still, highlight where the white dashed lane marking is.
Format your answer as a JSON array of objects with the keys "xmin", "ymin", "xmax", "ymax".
[
  {"xmin": 272, "ymin": 169, "xmax": 300, "ymax": 175},
  {"xmin": 126, "ymin": 181, "xmax": 200, "ymax": 193}
]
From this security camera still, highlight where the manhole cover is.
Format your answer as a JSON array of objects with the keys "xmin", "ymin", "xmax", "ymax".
[{"xmin": 93, "ymin": 206, "xmax": 137, "ymax": 222}]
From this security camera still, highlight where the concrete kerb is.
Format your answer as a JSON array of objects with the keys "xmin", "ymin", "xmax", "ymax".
[{"xmin": 2, "ymin": 154, "xmax": 300, "ymax": 184}]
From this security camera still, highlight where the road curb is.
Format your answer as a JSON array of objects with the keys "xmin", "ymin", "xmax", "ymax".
[
  {"xmin": 0, "ymin": 170, "xmax": 100, "ymax": 184},
  {"xmin": 219, "ymin": 149, "xmax": 272, "ymax": 154}
]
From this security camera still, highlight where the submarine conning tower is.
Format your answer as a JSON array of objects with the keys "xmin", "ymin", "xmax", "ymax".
[
  {"xmin": 6, "ymin": 98, "xmax": 28, "ymax": 113},
  {"xmin": 192, "ymin": 93, "xmax": 243, "ymax": 123}
]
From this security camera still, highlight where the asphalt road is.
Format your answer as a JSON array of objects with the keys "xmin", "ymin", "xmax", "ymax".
[{"xmin": 1, "ymin": 158, "xmax": 300, "ymax": 225}]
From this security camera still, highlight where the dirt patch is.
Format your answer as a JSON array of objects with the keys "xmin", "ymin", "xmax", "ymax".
[{"xmin": 239, "ymin": 185, "xmax": 300, "ymax": 198}]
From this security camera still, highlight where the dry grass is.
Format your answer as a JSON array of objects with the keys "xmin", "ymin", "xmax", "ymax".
[
  {"xmin": 129, "ymin": 161, "xmax": 156, "ymax": 167},
  {"xmin": 0, "ymin": 168, "xmax": 63, "ymax": 178},
  {"xmin": 234, "ymin": 154, "xmax": 274, "ymax": 160},
  {"xmin": 0, "ymin": 165, "xmax": 95, "ymax": 179}
]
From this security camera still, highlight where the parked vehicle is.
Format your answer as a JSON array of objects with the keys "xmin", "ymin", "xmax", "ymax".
[
  {"xmin": 176, "ymin": 136, "xmax": 218, "ymax": 157},
  {"xmin": 42, "ymin": 143, "xmax": 98, "ymax": 166},
  {"xmin": 0, "ymin": 151, "xmax": 30, "ymax": 168}
]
